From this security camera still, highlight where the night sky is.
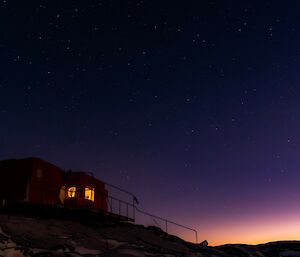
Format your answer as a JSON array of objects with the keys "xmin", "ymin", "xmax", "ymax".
[{"xmin": 1, "ymin": 0, "xmax": 300, "ymax": 245}]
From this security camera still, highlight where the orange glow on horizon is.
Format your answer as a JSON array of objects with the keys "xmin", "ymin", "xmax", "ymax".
[
  {"xmin": 135, "ymin": 202, "xmax": 300, "ymax": 246},
  {"xmin": 174, "ymin": 213, "xmax": 300, "ymax": 246}
]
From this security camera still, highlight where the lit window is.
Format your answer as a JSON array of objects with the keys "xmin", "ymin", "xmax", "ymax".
[
  {"xmin": 85, "ymin": 187, "xmax": 95, "ymax": 201},
  {"xmin": 67, "ymin": 187, "xmax": 76, "ymax": 198}
]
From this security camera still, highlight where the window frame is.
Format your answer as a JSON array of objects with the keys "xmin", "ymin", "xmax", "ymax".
[
  {"xmin": 84, "ymin": 186, "xmax": 95, "ymax": 202},
  {"xmin": 67, "ymin": 186, "xmax": 77, "ymax": 198}
]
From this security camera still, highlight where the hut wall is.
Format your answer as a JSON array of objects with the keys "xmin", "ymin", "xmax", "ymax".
[
  {"xmin": 0, "ymin": 159, "xmax": 31, "ymax": 205},
  {"xmin": 28, "ymin": 158, "xmax": 63, "ymax": 205}
]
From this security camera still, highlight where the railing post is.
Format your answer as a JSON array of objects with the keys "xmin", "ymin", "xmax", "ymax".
[{"xmin": 133, "ymin": 198, "xmax": 135, "ymax": 221}]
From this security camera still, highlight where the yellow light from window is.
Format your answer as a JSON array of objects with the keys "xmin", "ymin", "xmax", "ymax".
[
  {"xmin": 85, "ymin": 187, "xmax": 95, "ymax": 201},
  {"xmin": 67, "ymin": 187, "xmax": 76, "ymax": 198}
]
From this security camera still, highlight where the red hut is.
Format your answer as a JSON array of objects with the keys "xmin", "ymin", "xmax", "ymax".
[{"xmin": 0, "ymin": 157, "xmax": 108, "ymax": 213}]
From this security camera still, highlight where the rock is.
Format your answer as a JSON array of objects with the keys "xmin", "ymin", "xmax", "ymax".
[
  {"xmin": 147, "ymin": 226, "xmax": 165, "ymax": 235},
  {"xmin": 199, "ymin": 240, "xmax": 208, "ymax": 247}
]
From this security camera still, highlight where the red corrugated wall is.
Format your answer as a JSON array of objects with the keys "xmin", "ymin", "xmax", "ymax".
[
  {"xmin": 28, "ymin": 158, "xmax": 63, "ymax": 204},
  {"xmin": 0, "ymin": 159, "xmax": 31, "ymax": 204}
]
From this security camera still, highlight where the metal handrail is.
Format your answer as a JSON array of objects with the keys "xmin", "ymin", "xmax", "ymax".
[
  {"xmin": 98, "ymin": 179, "xmax": 198, "ymax": 243},
  {"xmin": 102, "ymin": 181, "xmax": 139, "ymax": 220},
  {"xmin": 103, "ymin": 181, "xmax": 139, "ymax": 204},
  {"xmin": 135, "ymin": 206, "xmax": 198, "ymax": 244}
]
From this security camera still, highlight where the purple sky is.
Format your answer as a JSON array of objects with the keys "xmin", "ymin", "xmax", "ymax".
[{"xmin": 1, "ymin": 0, "xmax": 300, "ymax": 245}]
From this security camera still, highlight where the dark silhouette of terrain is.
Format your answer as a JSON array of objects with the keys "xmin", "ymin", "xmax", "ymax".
[{"xmin": 0, "ymin": 214, "xmax": 299, "ymax": 257}]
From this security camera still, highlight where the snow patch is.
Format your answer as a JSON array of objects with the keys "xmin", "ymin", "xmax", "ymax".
[
  {"xmin": 0, "ymin": 248, "xmax": 26, "ymax": 257},
  {"xmin": 144, "ymin": 252, "xmax": 160, "ymax": 256},
  {"xmin": 4, "ymin": 241, "xmax": 17, "ymax": 248},
  {"xmin": 106, "ymin": 239, "xmax": 126, "ymax": 249},
  {"xmin": 75, "ymin": 246, "xmax": 102, "ymax": 255}
]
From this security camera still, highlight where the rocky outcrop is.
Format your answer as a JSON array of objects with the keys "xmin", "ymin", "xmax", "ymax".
[{"xmin": 0, "ymin": 214, "xmax": 299, "ymax": 257}]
